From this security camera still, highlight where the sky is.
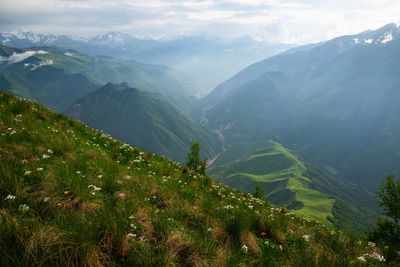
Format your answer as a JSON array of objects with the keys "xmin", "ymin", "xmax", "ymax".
[{"xmin": 0, "ymin": 0, "xmax": 399, "ymax": 44}]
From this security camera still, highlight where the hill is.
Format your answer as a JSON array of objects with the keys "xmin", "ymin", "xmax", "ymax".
[
  {"xmin": 0, "ymin": 91, "xmax": 389, "ymax": 266},
  {"xmin": 208, "ymin": 140, "xmax": 376, "ymax": 234},
  {"xmin": 64, "ymin": 83, "xmax": 220, "ymax": 163}
]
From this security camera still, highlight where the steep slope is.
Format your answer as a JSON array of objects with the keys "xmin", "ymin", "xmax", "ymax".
[
  {"xmin": 64, "ymin": 83, "xmax": 220, "ymax": 163},
  {"xmin": 202, "ymin": 23, "xmax": 400, "ymax": 192},
  {"xmin": 0, "ymin": 91, "xmax": 388, "ymax": 266},
  {"xmin": 208, "ymin": 141, "xmax": 376, "ymax": 233}
]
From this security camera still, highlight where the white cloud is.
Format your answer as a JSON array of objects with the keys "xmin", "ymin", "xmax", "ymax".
[
  {"xmin": 0, "ymin": 50, "xmax": 47, "ymax": 64},
  {"xmin": 0, "ymin": 0, "xmax": 400, "ymax": 44}
]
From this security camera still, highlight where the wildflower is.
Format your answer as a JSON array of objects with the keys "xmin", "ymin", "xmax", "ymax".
[
  {"xmin": 19, "ymin": 204, "xmax": 30, "ymax": 212},
  {"xmin": 260, "ymin": 232, "xmax": 266, "ymax": 237},
  {"xmin": 32, "ymin": 158, "xmax": 40, "ymax": 162},
  {"xmin": 241, "ymin": 244, "xmax": 248, "ymax": 253},
  {"xmin": 215, "ymin": 207, "xmax": 220, "ymax": 211},
  {"xmin": 88, "ymin": 185, "xmax": 101, "ymax": 191},
  {"xmin": 368, "ymin": 241, "xmax": 376, "ymax": 248},
  {"xmin": 129, "ymin": 215, "xmax": 135, "ymax": 220},
  {"xmin": 47, "ymin": 149, "xmax": 53, "ymax": 154},
  {"xmin": 288, "ymin": 229, "xmax": 294, "ymax": 234},
  {"xmin": 37, "ymin": 167, "xmax": 43, "ymax": 171},
  {"xmin": 64, "ymin": 191, "xmax": 69, "ymax": 195},
  {"xmin": 279, "ymin": 245, "xmax": 283, "ymax": 251},
  {"xmin": 68, "ymin": 198, "xmax": 71, "ymax": 201},
  {"xmin": 21, "ymin": 159, "xmax": 28, "ymax": 164},
  {"xmin": 357, "ymin": 256, "xmax": 366, "ymax": 262},
  {"xmin": 24, "ymin": 170, "xmax": 31, "ymax": 175},
  {"xmin": 42, "ymin": 154, "xmax": 50, "ymax": 159},
  {"xmin": 43, "ymin": 197, "xmax": 50, "ymax": 202},
  {"xmin": 97, "ymin": 175, "xmax": 103, "ymax": 178},
  {"xmin": 76, "ymin": 171, "xmax": 81, "ymax": 174},
  {"xmin": 57, "ymin": 203, "xmax": 62, "ymax": 206},
  {"xmin": 5, "ymin": 195, "xmax": 16, "ymax": 200},
  {"xmin": 126, "ymin": 233, "xmax": 136, "ymax": 238},
  {"xmin": 207, "ymin": 228, "xmax": 212, "ymax": 232},
  {"xmin": 303, "ymin": 235, "xmax": 310, "ymax": 242},
  {"xmin": 13, "ymin": 118, "xmax": 22, "ymax": 122},
  {"xmin": 118, "ymin": 193, "xmax": 126, "ymax": 199}
]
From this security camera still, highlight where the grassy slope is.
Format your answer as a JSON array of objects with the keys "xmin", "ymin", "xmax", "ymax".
[
  {"xmin": 208, "ymin": 141, "xmax": 376, "ymax": 233},
  {"xmin": 209, "ymin": 141, "xmax": 335, "ymax": 225},
  {"xmin": 0, "ymin": 91, "xmax": 388, "ymax": 266},
  {"xmin": 63, "ymin": 83, "xmax": 220, "ymax": 163}
]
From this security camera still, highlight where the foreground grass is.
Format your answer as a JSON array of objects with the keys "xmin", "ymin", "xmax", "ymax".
[{"xmin": 0, "ymin": 91, "xmax": 389, "ymax": 266}]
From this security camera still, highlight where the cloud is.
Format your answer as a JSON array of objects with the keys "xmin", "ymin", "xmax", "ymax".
[
  {"xmin": 0, "ymin": 50, "xmax": 47, "ymax": 64},
  {"xmin": 0, "ymin": 0, "xmax": 399, "ymax": 44}
]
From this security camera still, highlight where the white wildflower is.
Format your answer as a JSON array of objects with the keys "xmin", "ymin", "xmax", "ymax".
[
  {"xmin": 19, "ymin": 204, "xmax": 30, "ymax": 212},
  {"xmin": 5, "ymin": 195, "xmax": 16, "ymax": 200}
]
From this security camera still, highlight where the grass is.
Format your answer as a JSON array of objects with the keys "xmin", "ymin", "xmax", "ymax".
[
  {"xmin": 0, "ymin": 91, "xmax": 392, "ymax": 266},
  {"xmin": 209, "ymin": 140, "xmax": 336, "ymax": 226}
]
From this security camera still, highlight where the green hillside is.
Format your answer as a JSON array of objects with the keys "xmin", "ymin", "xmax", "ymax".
[
  {"xmin": 64, "ymin": 83, "xmax": 220, "ymax": 163},
  {"xmin": 0, "ymin": 66, "xmax": 100, "ymax": 112},
  {"xmin": 0, "ymin": 44, "xmax": 197, "ymax": 114},
  {"xmin": 208, "ymin": 141, "xmax": 376, "ymax": 233},
  {"xmin": 0, "ymin": 91, "xmax": 390, "ymax": 266}
]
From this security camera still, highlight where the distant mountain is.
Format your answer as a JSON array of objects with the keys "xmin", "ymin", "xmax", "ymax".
[
  {"xmin": 64, "ymin": 83, "xmax": 220, "ymax": 162},
  {"xmin": 201, "ymin": 23, "xmax": 400, "ymax": 193},
  {"xmin": 0, "ymin": 30, "xmax": 295, "ymax": 94},
  {"xmin": 0, "ymin": 44, "xmax": 197, "ymax": 113}
]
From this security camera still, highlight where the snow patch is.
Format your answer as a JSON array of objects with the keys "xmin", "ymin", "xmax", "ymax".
[
  {"xmin": 0, "ymin": 50, "xmax": 48, "ymax": 64},
  {"xmin": 353, "ymin": 38, "xmax": 359, "ymax": 44},
  {"xmin": 381, "ymin": 32, "xmax": 393, "ymax": 44},
  {"xmin": 364, "ymin": 38, "xmax": 373, "ymax": 44},
  {"xmin": 64, "ymin": 52, "xmax": 73, "ymax": 56}
]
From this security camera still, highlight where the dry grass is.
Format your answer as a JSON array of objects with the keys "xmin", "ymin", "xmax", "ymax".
[{"xmin": 240, "ymin": 231, "xmax": 260, "ymax": 254}]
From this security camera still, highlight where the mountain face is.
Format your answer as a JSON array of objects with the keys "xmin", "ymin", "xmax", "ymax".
[
  {"xmin": 0, "ymin": 30, "xmax": 295, "ymax": 94},
  {"xmin": 64, "ymin": 83, "xmax": 220, "ymax": 162},
  {"xmin": 0, "ymin": 44, "xmax": 197, "ymax": 113},
  {"xmin": 201, "ymin": 23, "xmax": 400, "ymax": 192}
]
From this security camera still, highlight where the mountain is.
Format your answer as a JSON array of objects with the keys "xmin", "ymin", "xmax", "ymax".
[
  {"xmin": 0, "ymin": 91, "xmax": 389, "ymax": 266},
  {"xmin": 0, "ymin": 44, "xmax": 197, "ymax": 113},
  {"xmin": 201, "ymin": 23, "xmax": 400, "ymax": 193},
  {"xmin": 208, "ymin": 140, "xmax": 376, "ymax": 234},
  {"xmin": 0, "ymin": 30, "xmax": 295, "ymax": 94},
  {"xmin": 64, "ymin": 83, "xmax": 220, "ymax": 163}
]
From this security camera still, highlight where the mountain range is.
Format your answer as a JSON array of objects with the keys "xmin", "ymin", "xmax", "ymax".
[
  {"xmin": 0, "ymin": 29, "xmax": 295, "ymax": 94},
  {"xmin": 201, "ymin": 23, "xmax": 400, "ymax": 193}
]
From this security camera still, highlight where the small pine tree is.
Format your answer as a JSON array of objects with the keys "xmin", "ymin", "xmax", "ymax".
[
  {"xmin": 369, "ymin": 175, "xmax": 400, "ymax": 262},
  {"xmin": 253, "ymin": 184, "xmax": 266, "ymax": 199},
  {"xmin": 186, "ymin": 142, "xmax": 207, "ymax": 175}
]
